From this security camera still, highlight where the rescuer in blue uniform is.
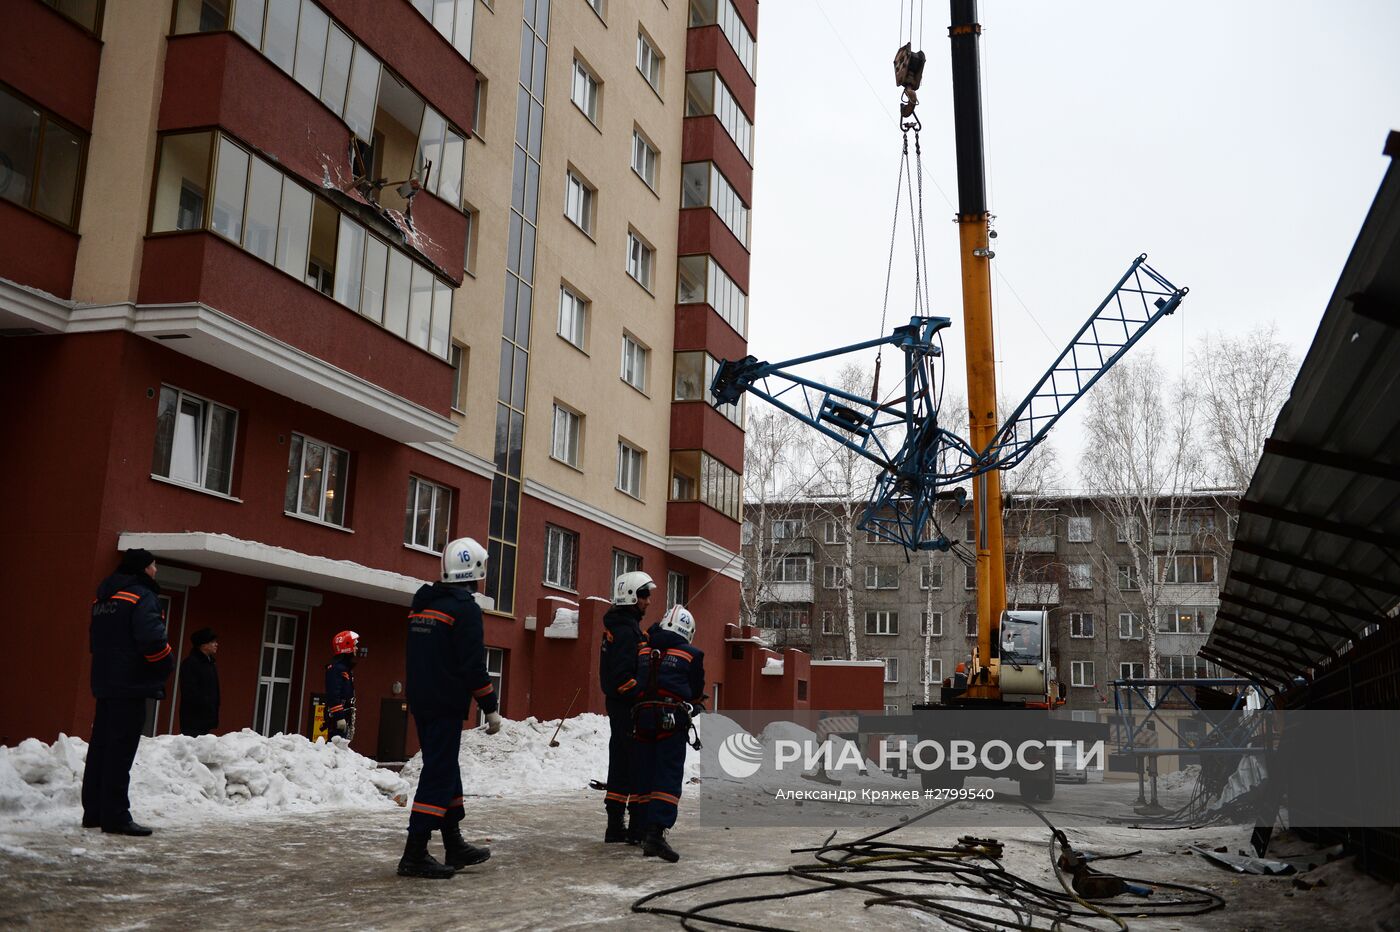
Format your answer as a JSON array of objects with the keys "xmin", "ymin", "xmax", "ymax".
[
  {"xmin": 599, "ymin": 570, "xmax": 654, "ymax": 844},
  {"xmin": 324, "ymin": 630, "xmax": 365, "ymax": 741},
  {"xmin": 82, "ymin": 548, "xmax": 175, "ymax": 836},
  {"xmin": 398, "ymin": 537, "xmax": 503, "ymax": 879},
  {"xmin": 632, "ymin": 605, "xmax": 705, "ymax": 862}
]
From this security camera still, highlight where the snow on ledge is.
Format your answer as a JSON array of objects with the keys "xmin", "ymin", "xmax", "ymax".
[
  {"xmin": 118, "ymin": 531, "xmax": 426, "ymax": 606},
  {"xmin": 810, "ymin": 660, "xmax": 888, "ymax": 668},
  {"xmin": 761, "ymin": 658, "xmax": 785, "ymax": 676}
]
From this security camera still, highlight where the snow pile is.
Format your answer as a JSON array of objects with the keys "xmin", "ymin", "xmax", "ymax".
[
  {"xmin": 0, "ymin": 731, "xmax": 408, "ymax": 827},
  {"xmin": 402, "ymin": 714, "xmax": 702, "ymax": 797},
  {"xmin": 1158, "ymin": 763, "xmax": 1202, "ymax": 792}
]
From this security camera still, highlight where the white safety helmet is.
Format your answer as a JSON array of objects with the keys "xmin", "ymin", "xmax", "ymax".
[
  {"xmin": 441, "ymin": 537, "xmax": 489, "ymax": 583},
  {"xmin": 659, "ymin": 605, "xmax": 696, "ymax": 643},
  {"xmin": 613, "ymin": 571, "xmax": 655, "ymax": 606}
]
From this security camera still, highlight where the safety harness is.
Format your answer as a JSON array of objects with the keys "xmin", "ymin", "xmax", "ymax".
[{"xmin": 632, "ymin": 648, "xmax": 703, "ymax": 749}]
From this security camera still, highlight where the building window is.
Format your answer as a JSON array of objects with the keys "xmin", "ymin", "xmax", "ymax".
[
  {"xmin": 883, "ymin": 657, "xmax": 899, "ymax": 683},
  {"xmin": 1116, "ymin": 563, "xmax": 1140, "ymax": 591},
  {"xmin": 1158, "ymin": 509, "xmax": 1217, "ymax": 536},
  {"xmin": 402, "ymin": 0, "xmax": 476, "ymax": 60},
  {"xmin": 667, "ymin": 571, "xmax": 689, "ymax": 608},
  {"xmin": 864, "ymin": 565, "xmax": 897, "ymax": 590},
  {"xmin": 865, "ymin": 611, "xmax": 898, "ymax": 636},
  {"xmin": 472, "ymin": 78, "xmax": 486, "ymax": 138},
  {"xmin": 920, "ymin": 564, "xmax": 943, "ymax": 590},
  {"xmin": 586, "ymin": 0, "xmax": 605, "ymax": 18},
  {"xmin": 253, "ymin": 610, "xmax": 298, "ymax": 736},
  {"xmin": 676, "ymin": 254, "xmax": 747, "ymax": 335},
  {"xmin": 0, "ymin": 83, "xmax": 88, "ymax": 227},
  {"xmin": 1164, "ymin": 655, "xmax": 1219, "ymax": 679},
  {"xmin": 1067, "ymin": 563, "xmax": 1093, "ymax": 590},
  {"xmin": 40, "ymin": 0, "xmax": 104, "ymax": 32},
  {"xmin": 621, "ymin": 333, "xmax": 649, "ymax": 392},
  {"xmin": 683, "ymin": 70, "xmax": 753, "ymax": 162},
  {"xmin": 484, "ymin": 646, "xmax": 505, "ymax": 711},
  {"xmin": 570, "ymin": 57, "xmax": 599, "ymax": 122},
  {"xmin": 822, "ymin": 565, "xmax": 844, "ymax": 589},
  {"xmin": 1120, "ymin": 662, "xmax": 1145, "ymax": 681},
  {"xmin": 820, "ymin": 612, "xmax": 836, "ymax": 635},
  {"xmin": 151, "ymin": 385, "xmax": 239, "ymax": 496},
  {"xmin": 1159, "ymin": 606, "xmax": 1211, "ymax": 634},
  {"xmin": 626, "ymin": 230, "xmax": 654, "ymax": 289},
  {"xmin": 558, "ymin": 286, "xmax": 588, "ymax": 350},
  {"xmin": 636, "ymin": 30, "xmax": 663, "ymax": 91},
  {"xmin": 543, "ymin": 525, "xmax": 578, "ymax": 591},
  {"xmin": 551, "ymin": 404, "xmax": 582, "ymax": 468},
  {"xmin": 404, "ymin": 476, "xmax": 451, "ymax": 553},
  {"xmin": 689, "ymin": 0, "xmax": 756, "ymax": 77},
  {"xmin": 964, "ymin": 565, "xmax": 976, "ymax": 591},
  {"xmin": 964, "ymin": 612, "xmax": 977, "ymax": 637},
  {"xmin": 283, "ymin": 434, "xmax": 350, "ymax": 526},
  {"xmin": 631, "ymin": 128, "xmax": 658, "ymax": 189},
  {"xmin": 616, "ymin": 440, "xmax": 645, "ymax": 499},
  {"xmin": 462, "ymin": 205, "xmax": 478, "ymax": 275},
  {"xmin": 1118, "ymin": 612, "xmax": 1144, "ymax": 640},
  {"xmin": 1115, "ymin": 518, "xmax": 1139, "ymax": 543},
  {"xmin": 450, "ymin": 343, "xmax": 469, "ymax": 412},
  {"xmin": 773, "ymin": 556, "xmax": 810, "ymax": 583},
  {"xmin": 1157, "ymin": 555, "xmax": 1216, "ymax": 585},
  {"xmin": 1070, "ymin": 661, "xmax": 1094, "ymax": 688},
  {"xmin": 924, "ymin": 658, "xmax": 943, "ymax": 685},
  {"xmin": 564, "ymin": 170, "xmax": 595, "ymax": 235},
  {"xmin": 921, "ymin": 612, "xmax": 942, "ymax": 637},
  {"xmin": 1070, "ymin": 612, "xmax": 1095, "ymax": 639},
  {"xmin": 1067, "ymin": 516, "xmax": 1093, "ymax": 543},
  {"xmin": 668, "ymin": 450, "xmax": 741, "ymax": 520},
  {"xmin": 150, "ymin": 131, "xmax": 453, "ymax": 358},
  {"xmin": 823, "ymin": 521, "xmax": 844, "ymax": 544},
  {"xmin": 770, "ymin": 519, "xmax": 801, "ymax": 539},
  {"xmin": 680, "ymin": 161, "xmax": 749, "ymax": 246},
  {"xmin": 612, "ymin": 550, "xmax": 642, "ymax": 580},
  {"xmin": 673, "ymin": 351, "xmax": 744, "ymax": 425}
]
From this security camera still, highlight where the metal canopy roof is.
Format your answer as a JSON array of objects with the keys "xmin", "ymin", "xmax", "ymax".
[{"xmin": 1205, "ymin": 132, "xmax": 1400, "ymax": 686}]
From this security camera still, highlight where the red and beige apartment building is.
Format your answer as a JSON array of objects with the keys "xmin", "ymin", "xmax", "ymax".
[{"xmin": 0, "ymin": 0, "xmax": 759, "ymax": 756}]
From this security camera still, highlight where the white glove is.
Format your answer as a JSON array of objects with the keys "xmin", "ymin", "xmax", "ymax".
[
  {"xmin": 485, "ymin": 711, "xmax": 503, "ymax": 735},
  {"xmin": 334, "ymin": 719, "xmax": 348, "ymax": 736}
]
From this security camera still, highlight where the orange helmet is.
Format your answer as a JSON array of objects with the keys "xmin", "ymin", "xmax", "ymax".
[
  {"xmin": 332, "ymin": 630, "xmax": 365, "ymax": 657},
  {"xmin": 955, "ymin": 662, "xmax": 967, "ymax": 674}
]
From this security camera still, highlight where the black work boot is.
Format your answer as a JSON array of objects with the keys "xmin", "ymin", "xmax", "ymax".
[
  {"xmin": 443, "ymin": 823, "xmax": 491, "ymax": 868},
  {"xmin": 626, "ymin": 805, "xmax": 646, "ymax": 845},
  {"xmin": 604, "ymin": 805, "xmax": 628, "ymax": 843},
  {"xmin": 641, "ymin": 825, "xmax": 680, "ymax": 862},
  {"xmin": 397, "ymin": 830, "xmax": 456, "ymax": 879}
]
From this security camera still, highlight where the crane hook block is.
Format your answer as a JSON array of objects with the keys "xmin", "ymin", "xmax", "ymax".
[{"xmin": 894, "ymin": 43, "xmax": 926, "ymax": 92}]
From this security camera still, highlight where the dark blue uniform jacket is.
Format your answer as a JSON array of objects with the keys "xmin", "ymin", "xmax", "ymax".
[
  {"xmin": 600, "ymin": 604, "xmax": 647, "ymax": 702},
  {"xmin": 324, "ymin": 655, "xmax": 356, "ymax": 733},
  {"xmin": 405, "ymin": 583, "xmax": 498, "ymax": 718},
  {"xmin": 90, "ymin": 573, "xmax": 174, "ymax": 700},
  {"xmin": 636, "ymin": 625, "xmax": 705, "ymax": 704}
]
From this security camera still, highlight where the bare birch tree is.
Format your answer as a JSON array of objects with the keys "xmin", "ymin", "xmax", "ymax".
[
  {"xmin": 1079, "ymin": 354, "xmax": 1206, "ymax": 685},
  {"xmin": 1194, "ymin": 324, "xmax": 1298, "ymax": 491},
  {"xmin": 740, "ymin": 409, "xmax": 804, "ymax": 630}
]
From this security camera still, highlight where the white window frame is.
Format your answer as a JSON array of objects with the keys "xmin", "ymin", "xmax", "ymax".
[
  {"xmin": 253, "ymin": 610, "xmax": 299, "ymax": 736},
  {"xmin": 1070, "ymin": 612, "xmax": 1095, "ymax": 639},
  {"xmin": 822, "ymin": 565, "xmax": 844, "ymax": 590},
  {"xmin": 543, "ymin": 524, "xmax": 578, "ymax": 591},
  {"xmin": 865, "ymin": 611, "xmax": 898, "ymax": 636},
  {"xmin": 636, "ymin": 29, "xmax": 662, "ymax": 92},
  {"xmin": 570, "ymin": 56, "xmax": 599, "ymax": 122},
  {"xmin": 631, "ymin": 128, "xmax": 658, "ymax": 189},
  {"xmin": 626, "ymin": 230, "xmax": 654, "ymax": 290},
  {"xmin": 449, "ymin": 342, "xmax": 468, "ymax": 412},
  {"xmin": 1068, "ymin": 563, "xmax": 1093, "ymax": 590},
  {"xmin": 823, "ymin": 520, "xmax": 844, "ymax": 544},
  {"xmin": 551, "ymin": 404, "xmax": 582, "ymax": 468},
  {"xmin": 964, "ymin": 613, "xmax": 978, "ymax": 637},
  {"xmin": 612, "ymin": 549, "xmax": 641, "ymax": 580},
  {"xmin": 558, "ymin": 285, "xmax": 588, "ymax": 350},
  {"xmin": 864, "ymin": 565, "xmax": 897, "ymax": 590},
  {"xmin": 616, "ymin": 440, "xmax": 645, "ymax": 499},
  {"xmin": 151, "ymin": 385, "xmax": 240, "ymax": 496},
  {"xmin": 773, "ymin": 555, "xmax": 810, "ymax": 583},
  {"xmin": 1116, "ymin": 563, "xmax": 1140, "ymax": 591},
  {"xmin": 1120, "ymin": 662, "xmax": 1145, "ymax": 681},
  {"xmin": 920, "ymin": 564, "xmax": 943, "ymax": 590},
  {"xmin": 564, "ymin": 169, "xmax": 594, "ymax": 235},
  {"xmin": 1067, "ymin": 516, "xmax": 1093, "ymax": 543},
  {"xmin": 284, "ymin": 432, "xmax": 350, "ymax": 527},
  {"xmin": 1070, "ymin": 660, "xmax": 1094, "ymax": 688},
  {"xmin": 921, "ymin": 612, "xmax": 942, "ymax": 637},
  {"xmin": 621, "ymin": 332, "xmax": 648, "ymax": 393},
  {"xmin": 1115, "ymin": 517, "xmax": 1139, "ymax": 543},
  {"xmin": 924, "ymin": 657, "xmax": 943, "ymax": 685},
  {"xmin": 666, "ymin": 570, "xmax": 689, "ymax": 608},
  {"xmin": 882, "ymin": 657, "xmax": 898, "ymax": 683},
  {"xmin": 964, "ymin": 565, "xmax": 977, "ymax": 591},
  {"xmin": 404, "ymin": 475, "xmax": 451, "ymax": 554},
  {"xmin": 1118, "ymin": 612, "xmax": 1144, "ymax": 640}
]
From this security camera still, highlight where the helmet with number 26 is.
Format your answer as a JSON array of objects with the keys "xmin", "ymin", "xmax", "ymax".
[{"xmin": 441, "ymin": 537, "xmax": 489, "ymax": 583}]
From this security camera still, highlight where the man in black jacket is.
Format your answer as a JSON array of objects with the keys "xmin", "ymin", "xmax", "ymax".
[
  {"xmin": 398, "ymin": 536, "xmax": 502, "ymax": 879},
  {"xmin": 599, "ymin": 570, "xmax": 654, "ymax": 844},
  {"xmin": 82, "ymin": 548, "xmax": 174, "ymax": 836},
  {"xmin": 178, "ymin": 628, "xmax": 219, "ymax": 737},
  {"xmin": 325, "ymin": 630, "xmax": 365, "ymax": 741}
]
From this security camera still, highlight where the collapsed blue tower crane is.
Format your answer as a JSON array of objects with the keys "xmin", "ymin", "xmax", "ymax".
[{"xmin": 710, "ymin": 255, "xmax": 1187, "ymax": 551}]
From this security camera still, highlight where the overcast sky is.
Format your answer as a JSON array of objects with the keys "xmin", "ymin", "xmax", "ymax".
[{"xmin": 746, "ymin": 0, "xmax": 1400, "ymax": 486}]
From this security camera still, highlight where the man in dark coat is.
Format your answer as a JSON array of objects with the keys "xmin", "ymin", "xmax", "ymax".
[
  {"xmin": 599, "ymin": 571, "xmax": 654, "ymax": 844},
  {"xmin": 398, "ymin": 536, "xmax": 502, "ymax": 879},
  {"xmin": 325, "ymin": 630, "xmax": 365, "ymax": 741},
  {"xmin": 178, "ymin": 628, "xmax": 220, "ymax": 737},
  {"xmin": 82, "ymin": 548, "xmax": 174, "ymax": 835}
]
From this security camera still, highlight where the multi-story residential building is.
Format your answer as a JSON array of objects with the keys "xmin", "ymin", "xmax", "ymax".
[
  {"xmin": 0, "ymin": 0, "xmax": 757, "ymax": 752},
  {"xmin": 741, "ymin": 492, "xmax": 1238, "ymax": 714}
]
